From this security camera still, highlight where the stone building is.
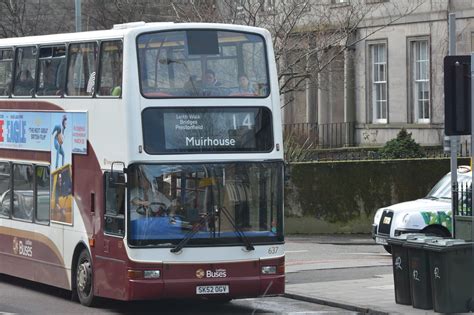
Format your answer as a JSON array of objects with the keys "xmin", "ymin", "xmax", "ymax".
[{"xmin": 282, "ymin": 0, "xmax": 474, "ymax": 148}]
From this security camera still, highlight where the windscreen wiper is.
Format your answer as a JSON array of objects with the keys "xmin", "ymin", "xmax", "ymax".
[
  {"xmin": 217, "ymin": 206, "xmax": 255, "ymax": 251},
  {"xmin": 170, "ymin": 212, "xmax": 213, "ymax": 253}
]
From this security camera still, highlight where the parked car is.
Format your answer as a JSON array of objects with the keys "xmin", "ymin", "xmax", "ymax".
[{"xmin": 372, "ymin": 166, "xmax": 472, "ymax": 253}]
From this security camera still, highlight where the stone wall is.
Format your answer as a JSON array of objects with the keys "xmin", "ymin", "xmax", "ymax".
[{"xmin": 285, "ymin": 158, "xmax": 470, "ymax": 234}]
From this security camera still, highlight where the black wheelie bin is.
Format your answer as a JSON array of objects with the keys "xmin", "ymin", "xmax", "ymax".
[
  {"xmin": 387, "ymin": 233, "xmax": 424, "ymax": 305},
  {"xmin": 403, "ymin": 235, "xmax": 443, "ymax": 310},
  {"xmin": 425, "ymin": 238, "xmax": 474, "ymax": 313}
]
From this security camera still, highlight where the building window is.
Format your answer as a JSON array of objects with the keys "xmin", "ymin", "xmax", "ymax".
[
  {"xmin": 369, "ymin": 43, "xmax": 388, "ymax": 124},
  {"xmin": 410, "ymin": 39, "xmax": 430, "ymax": 123}
]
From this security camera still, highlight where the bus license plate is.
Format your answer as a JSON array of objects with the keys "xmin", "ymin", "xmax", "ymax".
[
  {"xmin": 375, "ymin": 236, "xmax": 388, "ymax": 245},
  {"xmin": 196, "ymin": 285, "xmax": 229, "ymax": 295}
]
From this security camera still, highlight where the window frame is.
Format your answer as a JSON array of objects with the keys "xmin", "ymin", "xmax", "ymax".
[
  {"xmin": 0, "ymin": 47, "xmax": 13, "ymax": 98},
  {"xmin": 367, "ymin": 40, "xmax": 388, "ymax": 124},
  {"xmin": 0, "ymin": 161, "xmax": 50, "ymax": 225},
  {"xmin": 408, "ymin": 37, "xmax": 431, "ymax": 124},
  {"xmin": 11, "ymin": 163, "xmax": 35, "ymax": 222},
  {"xmin": 136, "ymin": 29, "xmax": 271, "ymax": 99},
  {"xmin": 65, "ymin": 41, "xmax": 99, "ymax": 98},
  {"xmin": 12, "ymin": 45, "xmax": 38, "ymax": 98},
  {"xmin": 97, "ymin": 39, "xmax": 123, "ymax": 98},
  {"xmin": 35, "ymin": 44, "xmax": 67, "ymax": 98},
  {"xmin": 103, "ymin": 171, "xmax": 125, "ymax": 237},
  {"xmin": 0, "ymin": 161, "xmax": 11, "ymax": 219}
]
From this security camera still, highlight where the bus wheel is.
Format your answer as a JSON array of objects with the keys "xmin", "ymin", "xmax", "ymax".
[{"xmin": 75, "ymin": 249, "xmax": 95, "ymax": 306}]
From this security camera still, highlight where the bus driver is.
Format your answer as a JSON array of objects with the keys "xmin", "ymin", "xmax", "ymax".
[{"xmin": 130, "ymin": 170, "xmax": 170, "ymax": 220}]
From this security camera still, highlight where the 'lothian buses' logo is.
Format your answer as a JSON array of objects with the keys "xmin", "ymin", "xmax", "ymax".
[
  {"xmin": 195, "ymin": 268, "xmax": 227, "ymax": 279},
  {"xmin": 12, "ymin": 237, "xmax": 33, "ymax": 257},
  {"xmin": 12, "ymin": 237, "xmax": 19, "ymax": 255},
  {"xmin": 196, "ymin": 269, "xmax": 205, "ymax": 279}
]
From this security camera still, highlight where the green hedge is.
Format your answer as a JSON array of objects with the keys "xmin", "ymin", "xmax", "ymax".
[{"xmin": 285, "ymin": 158, "xmax": 469, "ymax": 234}]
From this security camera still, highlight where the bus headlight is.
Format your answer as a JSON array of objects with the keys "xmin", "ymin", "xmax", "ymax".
[
  {"xmin": 144, "ymin": 270, "xmax": 161, "ymax": 279},
  {"xmin": 261, "ymin": 266, "xmax": 277, "ymax": 275}
]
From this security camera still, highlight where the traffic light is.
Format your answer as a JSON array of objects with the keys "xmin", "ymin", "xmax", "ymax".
[{"xmin": 444, "ymin": 55, "xmax": 471, "ymax": 135}]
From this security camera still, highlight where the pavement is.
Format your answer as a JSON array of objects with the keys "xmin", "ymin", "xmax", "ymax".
[{"xmin": 283, "ymin": 235, "xmax": 451, "ymax": 315}]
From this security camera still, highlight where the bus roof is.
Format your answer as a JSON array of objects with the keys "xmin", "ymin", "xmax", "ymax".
[{"xmin": 0, "ymin": 22, "xmax": 271, "ymax": 47}]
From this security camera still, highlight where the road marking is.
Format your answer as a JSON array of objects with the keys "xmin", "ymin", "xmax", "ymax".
[{"xmin": 285, "ymin": 250, "xmax": 309, "ymax": 254}]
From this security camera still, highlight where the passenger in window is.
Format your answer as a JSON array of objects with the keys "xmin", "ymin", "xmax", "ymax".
[
  {"xmin": 202, "ymin": 69, "xmax": 221, "ymax": 88},
  {"xmin": 199, "ymin": 69, "xmax": 222, "ymax": 96},
  {"xmin": 15, "ymin": 70, "xmax": 34, "ymax": 96},
  {"xmin": 231, "ymin": 73, "xmax": 256, "ymax": 96}
]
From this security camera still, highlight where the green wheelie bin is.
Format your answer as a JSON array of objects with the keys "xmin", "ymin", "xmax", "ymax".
[
  {"xmin": 387, "ymin": 233, "xmax": 424, "ymax": 305},
  {"xmin": 403, "ymin": 235, "xmax": 443, "ymax": 310},
  {"xmin": 425, "ymin": 239, "xmax": 474, "ymax": 313}
]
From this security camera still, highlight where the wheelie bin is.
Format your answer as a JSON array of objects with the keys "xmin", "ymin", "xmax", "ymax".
[
  {"xmin": 403, "ymin": 235, "xmax": 443, "ymax": 310},
  {"xmin": 425, "ymin": 239, "xmax": 474, "ymax": 313},
  {"xmin": 387, "ymin": 233, "xmax": 424, "ymax": 305}
]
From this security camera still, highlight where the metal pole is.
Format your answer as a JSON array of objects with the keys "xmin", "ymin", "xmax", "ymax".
[
  {"xmin": 448, "ymin": 13, "xmax": 458, "ymax": 238},
  {"xmin": 75, "ymin": 0, "xmax": 82, "ymax": 32}
]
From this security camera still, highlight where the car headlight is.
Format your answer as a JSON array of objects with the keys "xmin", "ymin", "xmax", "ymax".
[{"xmin": 374, "ymin": 209, "xmax": 384, "ymax": 224}]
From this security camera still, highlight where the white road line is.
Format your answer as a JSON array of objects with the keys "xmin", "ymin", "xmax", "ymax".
[{"xmin": 285, "ymin": 250, "xmax": 309, "ymax": 253}]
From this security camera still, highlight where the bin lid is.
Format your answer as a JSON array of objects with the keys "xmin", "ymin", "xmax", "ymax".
[
  {"xmin": 387, "ymin": 233, "xmax": 426, "ymax": 245},
  {"xmin": 403, "ymin": 235, "xmax": 444, "ymax": 248},
  {"xmin": 424, "ymin": 239, "xmax": 474, "ymax": 252}
]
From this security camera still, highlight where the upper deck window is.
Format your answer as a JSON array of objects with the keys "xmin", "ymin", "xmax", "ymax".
[
  {"xmin": 13, "ymin": 46, "xmax": 37, "ymax": 97},
  {"xmin": 98, "ymin": 40, "xmax": 123, "ymax": 97},
  {"xmin": 0, "ymin": 49, "xmax": 13, "ymax": 97},
  {"xmin": 36, "ymin": 45, "xmax": 66, "ymax": 96},
  {"xmin": 137, "ymin": 30, "xmax": 269, "ymax": 98},
  {"xmin": 66, "ymin": 42, "xmax": 98, "ymax": 96}
]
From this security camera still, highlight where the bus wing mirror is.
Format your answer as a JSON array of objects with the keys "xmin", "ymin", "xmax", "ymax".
[{"xmin": 109, "ymin": 161, "xmax": 126, "ymax": 188}]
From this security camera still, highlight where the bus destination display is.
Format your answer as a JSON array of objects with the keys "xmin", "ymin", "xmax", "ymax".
[{"xmin": 142, "ymin": 107, "xmax": 273, "ymax": 153}]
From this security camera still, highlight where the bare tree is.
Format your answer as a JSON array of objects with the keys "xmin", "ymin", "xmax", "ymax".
[
  {"xmin": 0, "ymin": 0, "xmax": 73, "ymax": 38},
  {"xmin": 82, "ymin": 0, "xmax": 177, "ymax": 30},
  {"xmin": 170, "ymin": 0, "xmax": 426, "ymax": 103}
]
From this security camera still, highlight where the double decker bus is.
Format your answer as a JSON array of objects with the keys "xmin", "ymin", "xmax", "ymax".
[{"xmin": 0, "ymin": 22, "xmax": 284, "ymax": 306}]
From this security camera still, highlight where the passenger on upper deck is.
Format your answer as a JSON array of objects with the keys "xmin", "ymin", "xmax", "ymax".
[
  {"xmin": 231, "ymin": 73, "xmax": 256, "ymax": 96},
  {"xmin": 199, "ymin": 69, "xmax": 222, "ymax": 96}
]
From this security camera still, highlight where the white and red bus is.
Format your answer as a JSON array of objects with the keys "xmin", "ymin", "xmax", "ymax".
[{"xmin": 0, "ymin": 22, "xmax": 284, "ymax": 306}]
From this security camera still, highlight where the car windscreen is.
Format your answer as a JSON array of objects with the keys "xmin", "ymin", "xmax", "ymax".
[{"xmin": 427, "ymin": 173, "xmax": 472, "ymax": 199}]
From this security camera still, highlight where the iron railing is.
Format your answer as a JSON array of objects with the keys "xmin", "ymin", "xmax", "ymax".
[
  {"xmin": 283, "ymin": 122, "xmax": 355, "ymax": 148},
  {"xmin": 453, "ymin": 182, "xmax": 472, "ymax": 216}
]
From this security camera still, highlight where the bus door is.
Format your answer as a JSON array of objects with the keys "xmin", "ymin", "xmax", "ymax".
[{"xmin": 96, "ymin": 171, "xmax": 127, "ymax": 300}]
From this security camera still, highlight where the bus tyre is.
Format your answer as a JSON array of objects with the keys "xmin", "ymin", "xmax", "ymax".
[{"xmin": 75, "ymin": 249, "xmax": 95, "ymax": 306}]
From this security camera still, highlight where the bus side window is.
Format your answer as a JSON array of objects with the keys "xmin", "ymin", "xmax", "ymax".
[
  {"xmin": 66, "ymin": 42, "xmax": 98, "ymax": 97},
  {"xmin": 0, "ymin": 48, "xmax": 13, "ymax": 97},
  {"xmin": 12, "ymin": 164, "xmax": 34, "ymax": 222},
  {"xmin": 35, "ymin": 166, "xmax": 50, "ymax": 224},
  {"xmin": 0, "ymin": 162, "xmax": 10, "ymax": 218},
  {"xmin": 104, "ymin": 172, "xmax": 125, "ymax": 236},
  {"xmin": 37, "ymin": 45, "xmax": 66, "ymax": 97},
  {"xmin": 98, "ymin": 40, "xmax": 122, "ymax": 97},
  {"xmin": 13, "ymin": 46, "xmax": 37, "ymax": 97}
]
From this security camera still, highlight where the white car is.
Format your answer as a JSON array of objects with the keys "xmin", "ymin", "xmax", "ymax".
[{"xmin": 372, "ymin": 166, "xmax": 471, "ymax": 253}]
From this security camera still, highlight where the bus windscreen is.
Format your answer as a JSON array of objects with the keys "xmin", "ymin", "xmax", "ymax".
[
  {"xmin": 137, "ymin": 30, "xmax": 269, "ymax": 98},
  {"xmin": 142, "ymin": 107, "xmax": 273, "ymax": 154}
]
